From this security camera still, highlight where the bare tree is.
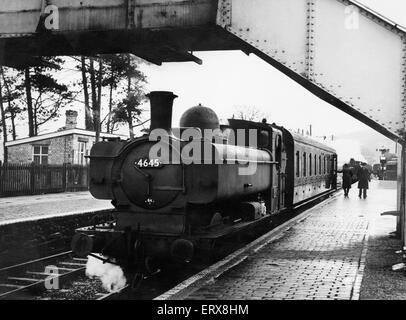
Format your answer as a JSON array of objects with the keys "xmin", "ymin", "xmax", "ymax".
[
  {"xmin": 80, "ymin": 56, "xmax": 93, "ymax": 131},
  {"xmin": 232, "ymin": 105, "xmax": 270, "ymax": 123},
  {"xmin": 0, "ymin": 72, "xmax": 7, "ymax": 162}
]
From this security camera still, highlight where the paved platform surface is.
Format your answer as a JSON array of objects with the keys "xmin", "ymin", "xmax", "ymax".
[
  {"xmin": 359, "ymin": 182, "xmax": 406, "ymax": 300},
  {"xmin": 182, "ymin": 180, "xmax": 398, "ymax": 300},
  {"xmin": 0, "ymin": 192, "xmax": 113, "ymax": 225}
]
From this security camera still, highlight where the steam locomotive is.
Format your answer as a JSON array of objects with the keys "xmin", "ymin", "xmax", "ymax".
[
  {"xmin": 71, "ymin": 91, "xmax": 337, "ymax": 283},
  {"xmin": 373, "ymin": 153, "xmax": 398, "ymax": 181}
]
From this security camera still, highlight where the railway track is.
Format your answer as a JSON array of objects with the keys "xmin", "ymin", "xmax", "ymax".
[
  {"xmin": 0, "ymin": 189, "xmax": 338, "ymax": 300},
  {"xmin": 0, "ymin": 251, "xmax": 124, "ymax": 300},
  {"xmin": 0, "ymin": 251, "xmax": 85, "ymax": 300}
]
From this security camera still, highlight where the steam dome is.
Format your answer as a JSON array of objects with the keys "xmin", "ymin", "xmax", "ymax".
[{"xmin": 179, "ymin": 104, "xmax": 220, "ymax": 130}]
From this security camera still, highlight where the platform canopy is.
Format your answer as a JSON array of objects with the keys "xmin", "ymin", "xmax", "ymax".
[{"xmin": 0, "ymin": 0, "xmax": 405, "ymax": 141}]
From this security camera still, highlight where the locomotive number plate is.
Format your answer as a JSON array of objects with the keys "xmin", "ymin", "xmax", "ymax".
[{"xmin": 135, "ymin": 158, "xmax": 162, "ymax": 168}]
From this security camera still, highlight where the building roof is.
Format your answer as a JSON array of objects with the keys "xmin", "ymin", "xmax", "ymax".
[{"xmin": 5, "ymin": 128, "xmax": 127, "ymax": 147}]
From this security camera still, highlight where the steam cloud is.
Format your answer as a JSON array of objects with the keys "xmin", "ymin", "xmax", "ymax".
[
  {"xmin": 329, "ymin": 139, "xmax": 367, "ymax": 168},
  {"xmin": 85, "ymin": 254, "xmax": 127, "ymax": 292}
]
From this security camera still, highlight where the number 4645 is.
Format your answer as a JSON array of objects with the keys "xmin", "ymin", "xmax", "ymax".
[{"xmin": 136, "ymin": 159, "xmax": 161, "ymax": 168}]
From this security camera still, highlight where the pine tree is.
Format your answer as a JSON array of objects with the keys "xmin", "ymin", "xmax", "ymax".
[{"xmin": 19, "ymin": 57, "xmax": 74, "ymax": 136}]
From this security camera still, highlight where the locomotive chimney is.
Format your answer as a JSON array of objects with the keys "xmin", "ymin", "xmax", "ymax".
[{"xmin": 147, "ymin": 91, "xmax": 178, "ymax": 131}]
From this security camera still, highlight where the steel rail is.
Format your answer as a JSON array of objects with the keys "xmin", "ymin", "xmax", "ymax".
[{"xmin": 0, "ymin": 251, "xmax": 87, "ymax": 300}]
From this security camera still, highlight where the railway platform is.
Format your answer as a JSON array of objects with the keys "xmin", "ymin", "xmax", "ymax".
[
  {"xmin": 0, "ymin": 192, "xmax": 113, "ymax": 225},
  {"xmin": 158, "ymin": 180, "xmax": 401, "ymax": 300}
]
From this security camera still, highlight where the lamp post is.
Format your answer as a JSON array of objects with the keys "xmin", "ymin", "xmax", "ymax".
[{"xmin": 377, "ymin": 147, "xmax": 390, "ymax": 180}]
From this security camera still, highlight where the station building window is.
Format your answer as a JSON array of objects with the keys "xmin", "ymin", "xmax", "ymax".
[
  {"xmin": 33, "ymin": 145, "xmax": 49, "ymax": 165},
  {"xmin": 78, "ymin": 141, "xmax": 87, "ymax": 165},
  {"xmin": 309, "ymin": 154, "xmax": 312, "ymax": 176}
]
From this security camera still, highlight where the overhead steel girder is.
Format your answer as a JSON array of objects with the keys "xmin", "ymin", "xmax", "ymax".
[
  {"xmin": 0, "ymin": 0, "xmax": 405, "ymax": 142},
  {"xmin": 216, "ymin": 0, "xmax": 406, "ymax": 142},
  {"xmin": 0, "ymin": 0, "xmax": 217, "ymax": 34},
  {"xmin": 0, "ymin": 0, "xmax": 237, "ymax": 67}
]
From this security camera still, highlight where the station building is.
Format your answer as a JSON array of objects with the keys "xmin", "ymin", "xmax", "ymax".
[{"xmin": 5, "ymin": 110, "xmax": 124, "ymax": 165}]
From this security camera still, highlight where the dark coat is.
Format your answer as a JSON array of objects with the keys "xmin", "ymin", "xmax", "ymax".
[
  {"xmin": 342, "ymin": 167, "xmax": 353, "ymax": 189},
  {"xmin": 357, "ymin": 167, "xmax": 370, "ymax": 189}
]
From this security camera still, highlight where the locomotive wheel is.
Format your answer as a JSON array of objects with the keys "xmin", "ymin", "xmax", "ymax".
[
  {"xmin": 145, "ymin": 256, "xmax": 160, "ymax": 275},
  {"xmin": 130, "ymin": 272, "xmax": 144, "ymax": 291}
]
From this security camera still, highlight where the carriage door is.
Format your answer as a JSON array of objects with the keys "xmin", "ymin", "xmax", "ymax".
[
  {"xmin": 275, "ymin": 134, "xmax": 285, "ymax": 210},
  {"xmin": 332, "ymin": 154, "xmax": 338, "ymax": 189}
]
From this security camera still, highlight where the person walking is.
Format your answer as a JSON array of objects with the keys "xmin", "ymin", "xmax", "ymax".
[
  {"xmin": 357, "ymin": 162, "xmax": 371, "ymax": 199},
  {"xmin": 340, "ymin": 163, "xmax": 353, "ymax": 197}
]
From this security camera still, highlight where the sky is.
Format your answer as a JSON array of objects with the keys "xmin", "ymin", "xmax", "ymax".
[
  {"xmin": 2, "ymin": 0, "xmax": 406, "ymax": 164},
  {"xmin": 358, "ymin": 0, "xmax": 406, "ymax": 26}
]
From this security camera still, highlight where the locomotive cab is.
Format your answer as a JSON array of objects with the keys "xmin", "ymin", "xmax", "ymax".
[{"xmin": 227, "ymin": 118, "xmax": 287, "ymax": 213}]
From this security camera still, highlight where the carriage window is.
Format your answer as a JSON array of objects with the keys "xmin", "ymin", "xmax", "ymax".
[
  {"xmin": 327, "ymin": 156, "xmax": 330, "ymax": 172},
  {"xmin": 302, "ymin": 152, "xmax": 307, "ymax": 177},
  {"xmin": 303, "ymin": 152, "xmax": 307, "ymax": 176},
  {"xmin": 314, "ymin": 155, "xmax": 317, "ymax": 175},
  {"xmin": 319, "ymin": 155, "xmax": 322, "ymax": 174},
  {"xmin": 296, "ymin": 151, "xmax": 300, "ymax": 177},
  {"xmin": 309, "ymin": 154, "xmax": 312, "ymax": 176}
]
